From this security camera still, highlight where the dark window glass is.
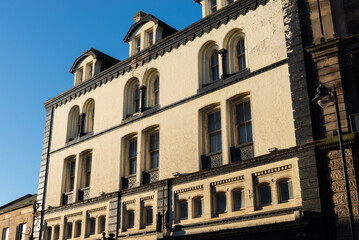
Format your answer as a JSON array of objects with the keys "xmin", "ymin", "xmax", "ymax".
[
  {"xmin": 75, "ymin": 222, "xmax": 81, "ymax": 237},
  {"xmin": 85, "ymin": 154, "xmax": 92, "ymax": 187},
  {"xmin": 179, "ymin": 201, "xmax": 188, "ymax": 219},
  {"xmin": 129, "ymin": 139, "xmax": 137, "ymax": 175},
  {"xmin": 89, "ymin": 218, "xmax": 96, "ymax": 235},
  {"xmin": 210, "ymin": 51, "xmax": 219, "ymax": 82},
  {"xmin": 236, "ymin": 101, "xmax": 252, "ymax": 145},
  {"xmin": 216, "ymin": 193, "xmax": 226, "ymax": 214},
  {"xmin": 236, "ymin": 39, "xmax": 246, "ymax": 71},
  {"xmin": 46, "ymin": 227, "xmax": 52, "ymax": 240},
  {"xmin": 100, "ymin": 217, "xmax": 106, "ymax": 233},
  {"xmin": 148, "ymin": 32, "xmax": 153, "ymax": 47},
  {"xmin": 69, "ymin": 160, "xmax": 75, "ymax": 192},
  {"xmin": 135, "ymin": 38, "xmax": 141, "ymax": 53},
  {"xmin": 208, "ymin": 111, "xmax": 222, "ymax": 152},
  {"xmin": 259, "ymin": 185, "xmax": 272, "ymax": 206},
  {"xmin": 153, "ymin": 77, "xmax": 159, "ymax": 105},
  {"xmin": 54, "ymin": 226, "xmax": 60, "ymax": 240},
  {"xmin": 146, "ymin": 207, "xmax": 153, "ymax": 225},
  {"xmin": 67, "ymin": 223, "xmax": 72, "ymax": 239},
  {"xmin": 134, "ymin": 87, "xmax": 140, "ymax": 113},
  {"xmin": 210, "ymin": 0, "xmax": 217, "ymax": 13},
  {"xmin": 233, "ymin": 190, "xmax": 245, "ymax": 210},
  {"xmin": 194, "ymin": 198, "xmax": 203, "ymax": 217},
  {"xmin": 128, "ymin": 211, "xmax": 135, "ymax": 228},
  {"xmin": 227, "ymin": 0, "xmax": 234, "ymax": 4},
  {"xmin": 280, "ymin": 181, "xmax": 293, "ymax": 202},
  {"xmin": 150, "ymin": 131, "xmax": 159, "ymax": 169}
]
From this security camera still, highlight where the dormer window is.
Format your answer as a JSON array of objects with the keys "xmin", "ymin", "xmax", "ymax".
[
  {"xmin": 86, "ymin": 62, "xmax": 93, "ymax": 80},
  {"xmin": 77, "ymin": 68, "xmax": 83, "ymax": 84},
  {"xmin": 135, "ymin": 37, "xmax": 141, "ymax": 54},
  {"xmin": 210, "ymin": 0, "xmax": 217, "ymax": 13},
  {"xmin": 147, "ymin": 31, "xmax": 154, "ymax": 47}
]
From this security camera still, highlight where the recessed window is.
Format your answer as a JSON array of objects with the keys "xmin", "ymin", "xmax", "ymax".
[
  {"xmin": 89, "ymin": 218, "xmax": 96, "ymax": 235},
  {"xmin": 125, "ymin": 78, "xmax": 140, "ymax": 117},
  {"xmin": 153, "ymin": 77, "xmax": 159, "ymax": 106},
  {"xmin": 178, "ymin": 200, "xmax": 188, "ymax": 220},
  {"xmin": 259, "ymin": 184, "xmax": 272, "ymax": 206},
  {"xmin": 236, "ymin": 39, "xmax": 246, "ymax": 71},
  {"xmin": 233, "ymin": 189, "xmax": 245, "ymax": 211},
  {"xmin": 135, "ymin": 37, "xmax": 141, "ymax": 54},
  {"xmin": 215, "ymin": 192, "xmax": 227, "ymax": 214},
  {"xmin": 81, "ymin": 151, "xmax": 92, "ymax": 189},
  {"xmin": 280, "ymin": 180, "xmax": 294, "ymax": 202},
  {"xmin": 208, "ymin": 110, "xmax": 222, "ymax": 153},
  {"xmin": 17, "ymin": 223, "xmax": 26, "ymax": 240},
  {"xmin": 77, "ymin": 68, "xmax": 83, "ymax": 84},
  {"xmin": 86, "ymin": 62, "xmax": 93, "ymax": 80},
  {"xmin": 128, "ymin": 138, "xmax": 137, "ymax": 175},
  {"xmin": 66, "ymin": 222, "xmax": 72, "ymax": 239},
  {"xmin": 54, "ymin": 225, "xmax": 60, "ymax": 240},
  {"xmin": 235, "ymin": 100, "xmax": 252, "ymax": 145},
  {"xmin": 145, "ymin": 207, "xmax": 153, "ymax": 225},
  {"xmin": 193, "ymin": 197, "xmax": 203, "ymax": 217},
  {"xmin": 210, "ymin": 51, "xmax": 219, "ymax": 82},
  {"xmin": 67, "ymin": 106, "xmax": 80, "ymax": 141},
  {"xmin": 82, "ymin": 99, "xmax": 95, "ymax": 134},
  {"xmin": 45, "ymin": 226, "xmax": 52, "ymax": 240},
  {"xmin": 2, "ymin": 228, "xmax": 9, "ymax": 240},
  {"xmin": 127, "ymin": 211, "xmax": 135, "ymax": 229},
  {"xmin": 75, "ymin": 221, "xmax": 81, "ymax": 237},
  {"xmin": 147, "ymin": 31, "xmax": 154, "ymax": 47},
  {"xmin": 149, "ymin": 131, "xmax": 159, "ymax": 169},
  {"xmin": 210, "ymin": 0, "xmax": 217, "ymax": 13},
  {"xmin": 99, "ymin": 216, "xmax": 106, "ymax": 233},
  {"xmin": 65, "ymin": 157, "xmax": 76, "ymax": 193}
]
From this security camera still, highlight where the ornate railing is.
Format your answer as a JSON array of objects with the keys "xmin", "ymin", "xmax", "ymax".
[
  {"xmin": 78, "ymin": 187, "xmax": 90, "ymax": 201},
  {"xmin": 143, "ymin": 169, "xmax": 159, "ymax": 184},
  {"xmin": 230, "ymin": 143, "xmax": 254, "ymax": 162},
  {"xmin": 62, "ymin": 191, "xmax": 74, "ymax": 205},
  {"xmin": 122, "ymin": 175, "xmax": 137, "ymax": 189},
  {"xmin": 201, "ymin": 151, "xmax": 222, "ymax": 170}
]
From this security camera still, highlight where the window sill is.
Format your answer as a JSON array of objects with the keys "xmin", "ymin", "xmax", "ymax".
[
  {"xmin": 65, "ymin": 132, "xmax": 94, "ymax": 146},
  {"xmin": 197, "ymin": 68, "xmax": 250, "ymax": 94},
  {"xmin": 123, "ymin": 105, "xmax": 160, "ymax": 123}
]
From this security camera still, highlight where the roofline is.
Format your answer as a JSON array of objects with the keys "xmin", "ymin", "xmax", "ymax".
[
  {"xmin": 44, "ymin": 0, "xmax": 268, "ymax": 108},
  {"xmin": 0, "ymin": 194, "xmax": 36, "ymax": 214}
]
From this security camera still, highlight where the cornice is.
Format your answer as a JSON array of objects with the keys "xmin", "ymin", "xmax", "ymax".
[{"xmin": 44, "ymin": 0, "xmax": 269, "ymax": 109}]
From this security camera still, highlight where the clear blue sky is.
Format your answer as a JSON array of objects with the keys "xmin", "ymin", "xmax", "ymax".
[{"xmin": 0, "ymin": 0, "xmax": 201, "ymax": 206}]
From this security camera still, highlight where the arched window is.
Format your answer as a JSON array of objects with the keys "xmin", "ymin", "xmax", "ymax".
[
  {"xmin": 75, "ymin": 220, "xmax": 82, "ymax": 237},
  {"xmin": 99, "ymin": 216, "xmax": 106, "ymax": 233},
  {"xmin": 67, "ymin": 106, "xmax": 80, "ymax": 141},
  {"xmin": 125, "ymin": 78, "xmax": 140, "ymax": 117},
  {"xmin": 82, "ymin": 99, "xmax": 94, "ymax": 134},
  {"xmin": 143, "ymin": 207, "xmax": 153, "ymax": 226},
  {"xmin": 144, "ymin": 69, "xmax": 160, "ymax": 108},
  {"xmin": 199, "ymin": 41, "xmax": 220, "ymax": 88},
  {"xmin": 54, "ymin": 225, "xmax": 60, "ymax": 240},
  {"xmin": 193, "ymin": 197, "xmax": 203, "ymax": 218},
  {"xmin": 224, "ymin": 29, "xmax": 246, "ymax": 74}
]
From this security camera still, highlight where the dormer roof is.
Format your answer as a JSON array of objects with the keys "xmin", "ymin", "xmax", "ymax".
[
  {"xmin": 69, "ymin": 48, "xmax": 120, "ymax": 74},
  {"xmin": 123, "ymin": 13, "xmax": 177, "ymax": 43}
]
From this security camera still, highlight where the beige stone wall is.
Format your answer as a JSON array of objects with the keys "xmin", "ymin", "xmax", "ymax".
[{"xmin": 0, "ymin": 205, "xmax": 34, "ymax": 240}]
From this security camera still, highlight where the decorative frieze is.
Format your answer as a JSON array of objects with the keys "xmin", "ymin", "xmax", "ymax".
[
  {"xmin": 253, "ymin": 164, "xmax": 292, "ymax": 177},
  {"xmin": 87, "ymin": 206, "xmax": 107, "ymax": 213},
  {"xmin": 210, "ymin": 176, "xmax": 244, "ymax": 187},
  {"xmin": 331, "ymin": 179, "xmax": 357, "ymax": 192},
  {"xmin": 123, "ymin": 200, "xmax": 136, "ymax": 206},
  {"xmin": 65, "ymin": 212, "xmax": 82, "ymax": 218},
  {"xmin": 140, "ymin": 196, "xmax": 154, "ymax": 201},
  {"xmin": 330, "ymin": 168, "xmax": 356, "ymax": 181},
  {"xmin": 328, "ymin": 148, "xmax": 352, "ymax": 160},
  {"xmin": 45, "ymin": 216, "xmax": 61, "ymax": 223},
  {"xmin": 174, "ymin": 185, "xmax": 203, "ymax": 194}
]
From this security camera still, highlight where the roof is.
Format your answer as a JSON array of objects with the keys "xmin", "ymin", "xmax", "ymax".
[
  {"xmin": 69, "ymin": 48, "xmax": 120, "ymax": 74},
  {"xmin": 194, "ymin": 0, "xmax": 202, "ymax": 5},
  {"xmin": 123, "ymin": 13, "xmax": 177, "ymax": 43},
  {"xmin": 0, "ymin": 194, "xmax": 37, "ymax": 215}
]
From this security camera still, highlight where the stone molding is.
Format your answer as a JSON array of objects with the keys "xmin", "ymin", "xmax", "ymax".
[
  {"xmin": 174, "ymin": 185, "xmax": 203, "ymax": 194},
  {"xmin": 253, "ymin": 165, "xmax": 292, "ymax": 177},
  {"xmin": 64, "ymin": 212, "xmax": 82, "ymax": 218},
  {"xmin": 140, "ymin": 196, "xmax": 154, "ymax": 201},
  {"xmin": 87, "ymin": 206, "xmax": 107, "ymax": 213},
  {"xmin": 210, "ymin": 176, "xmax": 244, "ymax": 187},
  {"xmin": 123, "ymin": 200, "xmax": 136, "ymax": 206}
]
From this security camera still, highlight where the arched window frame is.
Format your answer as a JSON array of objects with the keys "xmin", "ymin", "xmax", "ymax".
[
  {"xmin": 143, "ymin": 69, "xmax": 160, "ymax": 108},
  {"xmin": 67, "ymin": 106, "xmax": 80, "ymax": 141},
  {"xmin": 98, "ymin": 215, "xmax": 106, "ymax": 234},
  {"xmin": 82, "ymin": 99, "xmax": 95, "ymax": 134},
  {"xmin": 124, "ymin": 78, "xmax": 140, "ymax": 117},
  {"xmin": 223, "ymin": 29, "xmax": 247, "ymax": 74},
  {"xmin": 199, "ymin": 41, "xmax": 220, "ymax": 88}
]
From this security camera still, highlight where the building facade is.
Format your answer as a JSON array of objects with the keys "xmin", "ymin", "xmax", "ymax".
[
  {"xmin": 0, "ymin": 194, "xmax": 37, "ymax": 240},
  {"xmin": 33, "ymin": 0, "xmax": 359, "ymax": 240}
]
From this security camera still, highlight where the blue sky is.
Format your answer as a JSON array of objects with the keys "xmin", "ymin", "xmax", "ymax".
[{"xmin": 0, "ymin": 0, "xmax": 201, "ymax": 206}]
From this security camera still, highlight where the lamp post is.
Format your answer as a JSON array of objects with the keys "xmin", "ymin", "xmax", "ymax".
[{"xmin": 312, "ymin": 84, "xmax": 356, "ymax": 240}]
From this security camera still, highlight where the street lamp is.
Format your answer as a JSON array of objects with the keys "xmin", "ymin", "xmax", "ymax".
[{"xmin": 312, "ymin": 84, "xmax": 356, "ymax": 240}]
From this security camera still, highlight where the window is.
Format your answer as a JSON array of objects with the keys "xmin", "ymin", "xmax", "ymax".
[
  {"xmin": 124, "ymin": 79, "xmax": 140, "ymax": 117},
  {"xmin": 45, "ymin": 227, "xmax": 52, "ymax": 240},
  {"xmin": 134, "ymin": 86, "xmax": 140, "ymax": 113},
  {"xmin": 215, "ymin": 192, "xmax": 227, "ymax": 214},
  {"xmin": 236, "ymin": 39, "xmax": 246, "ymax": 71},
  {"xmin": 227, "ymin": 0, "xmax": 234, "ymax": 4},
  {"xmin": 128, "ymin": 138, "xmax": 137, "ymax": 175},
  {"xmin": 235, "ymin": 100, "xmax": 252, "ymax": 145},
  {"xmin": 144, "ymin": 69, "xmax": 160, "ymax": 108},
  {"xmin": 75, "ymin": 221, "xmax": 81, "ymax": 237},
  {"xmin": 65, "ymin": 157, "xmax": 76, "ymax": 193},
  {"xmin": 17, "ymin": 223, "xmax": 26, "ymax": 240},
  {"xmin": 86, "ymin": 62, "xmax": 93, "ymax": 80},
  {"xmin": 99, "ymin": 216, "xmax": 106, "ymax": 233},
  {"xmin": 54, "ymin": 225, "xmax": 60, "ymax": 240},
  {"xmin": 210, "ymin": 0, "xmax": 217, "ymax": 13},
  {"xmin": 127, "ymin": 211, "xmax": 135, "ymax": 229},
  {"xmin": 66, "ymin": 222, "xmax": 72, "ymax": 239},
  {"xmin": 193, "ymin": 197, "xmax": 203, "ymax": 217},
  {"xmin": 89, "ymin": 218, "xmax": 96, "ymax": 235},
  {"xmin": 208, "ymin": 110, "xmax": 222, "ymax": 153},
  {"xmin": 80, "ymin": 151, "xmax": 92, "ymax": 188},
  {"xmin": 82, "ymin": 99, "xmax": 95, "ymax": 134},
  {"xmin": 259, "ymin": 184, "xmax": 272, "ymax": 206},
  {"xmin": 178, "ymin": 200, "xmax": 188, "ymax": 220},
  {"xmin": 76, "ymin": 67, "xmax": 83, "ymax": 84},
  {"xmin": 147, "ymin": 31, "xmax": 154, "ymax": 47},
  {"xmin": 153, "ymin": 77, "xmax": 159, "ymax": 106},
  {"xmin": 210, "ymin": 51, "xmax": 219, "ymax": 82},
  {"xmin": 233, "ymin": 189, "xmax": 245, "ymax": 211},
  {"xmin": 224, "ymin": 29, "xmax": 246, "ymax": 74},
  {"xmin": 149, "ymin": 131, "xmax": 159, "ymax": 169},
  {"xmin": 279, "ymin": 180, "xmax": 294, "ymax": 202},
  {"xmin": 2, "ymin": 228, "xmax": 9, "ymax": 240},
  {"xmin": 144, "ymin": 207, "xmax": 153, "ymax": 226},
  {"xmin": 135, "ymin": 37, "xmax": 141, "ymax": 54},
  {"xmin": 67, "ymin": 106, "xmax": 80, "ymax": 141}
]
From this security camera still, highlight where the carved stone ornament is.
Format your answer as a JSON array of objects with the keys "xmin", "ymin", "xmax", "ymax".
[{"xmin": 328, "ymin": 149, "xmax": 352, "ymax": 160}]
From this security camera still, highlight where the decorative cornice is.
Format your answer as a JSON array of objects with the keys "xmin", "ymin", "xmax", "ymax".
[
  {"xmin": 253, "ymin": 165, "xmax": 292, "ymax": 177},
  {"xmin": 44, "ymin": 216, "xmax": 61, "ymax": 223},
  {"xmin": 123, "ymin": 200, "xmax": 136, "ymax": 206},
  {"xmin": 49, "ymin": 59, "xmax": 288, "ymax": 155},
  {"xmin": 87, "ymin": 206, "xmax": 107, "ymax": 213},
  {"xmin": 44, "ymin": 0, "xmax": 269, "ymax": 109},
  {"xmin": 140, "ymin": 196, "xmax": 154, "ymax": 201},
  {"xmin": 210, "ymin": 176, "xmax": 244, "ymax": 187},
  {"xmin": 118, "ymin": 230, "xmax": 156, "ymax": 239},
  {"xmin": 174, "ymin": 185, "xmax": 203, "ymax": 195},
  {"xmin": 43, "ymin": 192, "xmax": 117, "ymax": 215}
]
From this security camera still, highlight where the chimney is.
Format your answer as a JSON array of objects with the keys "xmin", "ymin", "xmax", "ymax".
[{"xmin": 133, "ymin": 11, "xmax": 147, "ymax": 23}]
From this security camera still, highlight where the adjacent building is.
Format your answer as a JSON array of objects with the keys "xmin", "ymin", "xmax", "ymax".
[{"xmin": 32, "ymin": 0, "xmax": 359, "ymax": 240}]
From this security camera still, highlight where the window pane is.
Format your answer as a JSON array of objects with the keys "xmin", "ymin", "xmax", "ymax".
[
  {"xmin": 129, "ymin": 140, "xmax": 137, "ymax": 158},
  {"xmin": 128, "ymin": 211, "xmax": 135, "ymax": 228},
  {"xmin": 216, "ymin": 132, "xmax": 222, "ymax": 151},
  {"xmin": 208, "ymin": 112, "xmax": 215, "ymax": 132},
  {"xmin": 215, "ymin": 111, "xmax": 221, "ymax": 130},
  {"xmin": 151, "ymin": 151, "xmax": 159, "ymax": 169},
  {"xmin": 179, "ymin": 201, "xmax": 188, "ymax": 219},
  {"xmin": 89, "ymin": 219, "xmax": 96, "ymax": 235},
  {"xmin": 67, "ymin": 223, "xmax": 72, "ymax": 239},
  {"xmin": 246, "ymin": 122, "xmax": 253, "ymax": 143},
  {"xmin": 130, "ymin": 158, "xmax": 136, "ymax": 175},
  {"xmin": 234, "ymin": 191, "xmax": 244, "ymax": 210},
  {"xmin": 76, "ymin": 222, "xmax": 81, "ymax": 237},
  {"xmin": 54, "ymin": 226, "xmax": 60, "ymax": 240},
  {"xmin": 259, "ymin": 185, "xmax": 272, "ymax": 205},
  {"xmin": 244, "ymin": 101, "xmax": 251, "ymax": 121},
  {"xmin": 216, "ymin": 193, "xmax": 226, "ymax": 213},
  {"xmin": 210, "ymin": 133, "xmax": 217, "ymax": 152},
  {"xmin": 101, "ymin": 217, "xmax": 106, "ymax": 233},
  {"xmin": 238, "ymin": 124, "xmax": 246, "ymax": 144},
  {"xmin": 195, "ymin": 198, "xmax": 203, "ymax": 217},
  {"xmin": 236, "ymin": 103, "xmax": 244, "ymax": 124},
  {"xmin": 146, "ymin": 208, "xmax": 153, "ymax": 225},
  {"xmin": 281, "ymin": 181, "xmax": 293, "ymax": 202}
]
